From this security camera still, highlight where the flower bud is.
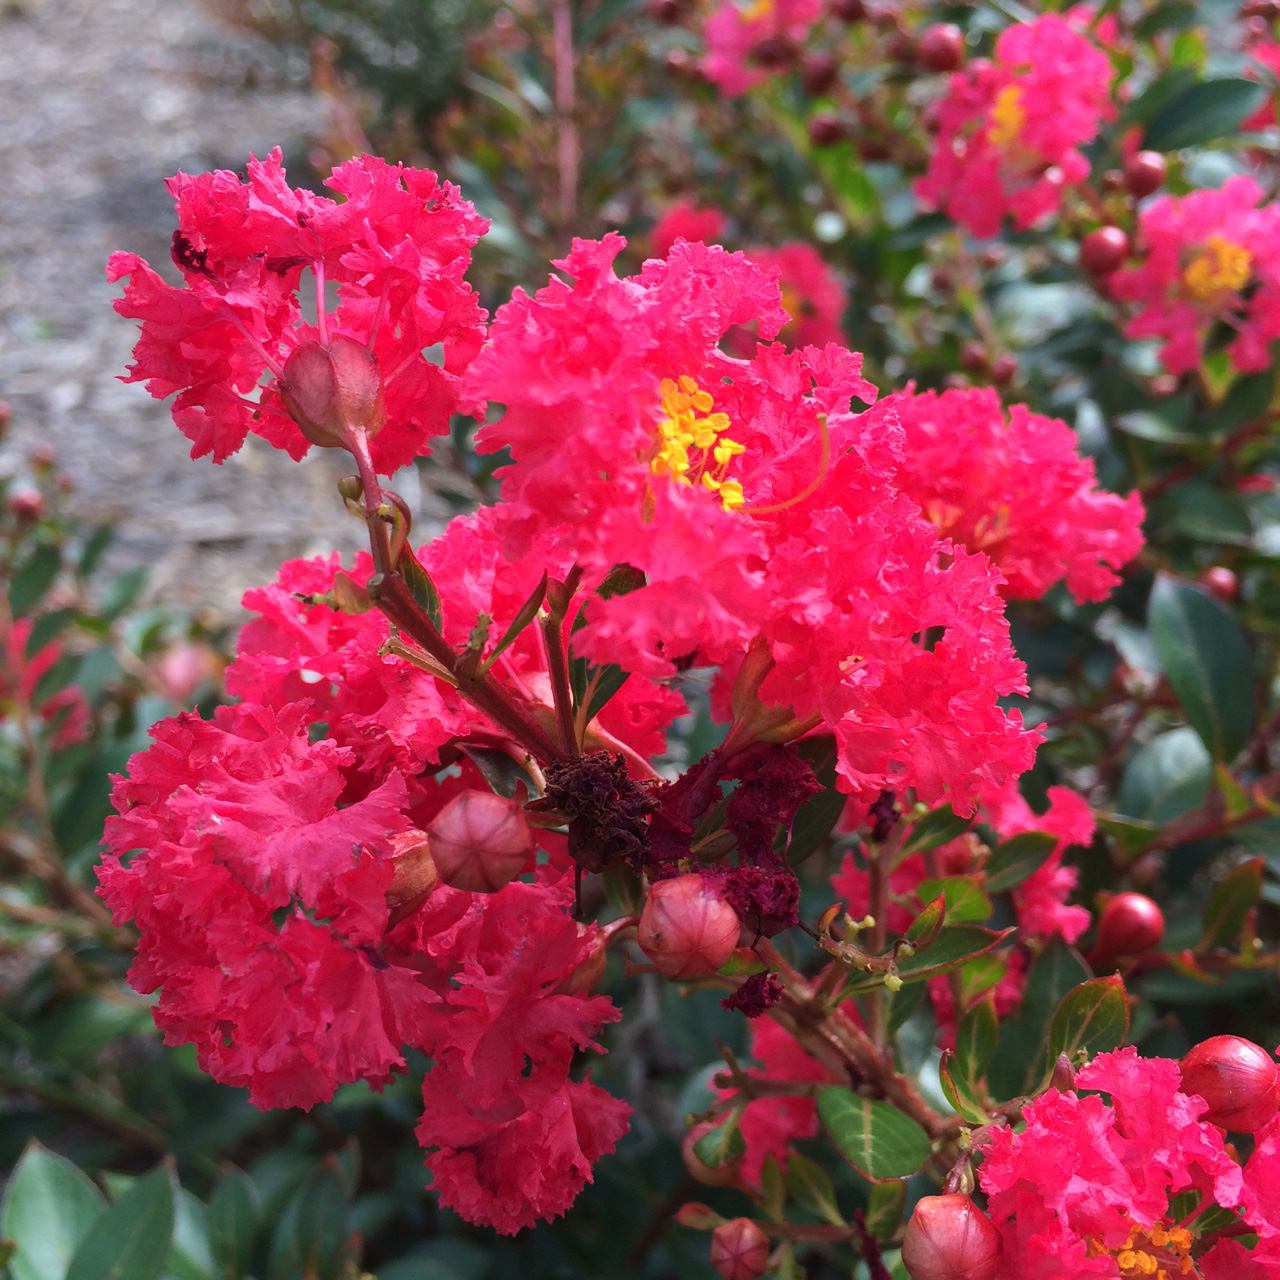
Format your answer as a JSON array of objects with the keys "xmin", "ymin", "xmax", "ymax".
[
  {"xmin": 155, "ymin": 642, "xmax": 220, "ymax": 703},
  {"xmin": 989, "ymin": 353, "xmax": 1017, "ymax": 386},
  {"xmin": 710, "ymin": 1218, "xmax": 770, "ymax": 1280},
  {"xmin": 902, "ymin": 1195, "xmax": 1002, "ymax": 1280},
  {"xmin": 1123, "ymin": 150, "xmax": 1167, "ymax": 199},
  {"xmin": 1201, "ymin": 566, "xmax": 1239, "ymax": 603},
  {"xmin": 1079, "ymin": 226, "xmax": 1130, "ymax": 277},
  {"xmin": 1091, "ymin": 892, "xmax": 1163, "ymax": 966},
  {"xmin": 426, "ymin": 791, "xmax": 534, "ymax": 893},
  {"xmin": 675, "ymin": 1201, "xmax": 725, "ymax": 1230},
  {"xmin": 555, "ymin": 924, "xmax": 607, "ymax": 995},
  {"xmin": 638, "ymin": 874, "xmax": 741, "ymax": 979},
  {"xmin": 808, "ymin": 112, "xmax": 845, "ymax": 146},
  {"xmin": 8, "ymin": 488, "xmax": 43, "ymax": 522},
  {"xmin": 683, "ymin": 1121, "xmax": 744, "ymax": 1187},
  {"xmin": 917, "ymin": 23, "xmax": 965, "ymax": 72},
  {"xmin": 386, "ymin": 829, "xmax": 439, "ymax": 927},
  {"xmin": 279, "ymin": 334, "xmax": 386, "ymax": 450},
  {"xmin": 1180, "ymin": 1036, "xmax": 1280, "ymax": 1133}
]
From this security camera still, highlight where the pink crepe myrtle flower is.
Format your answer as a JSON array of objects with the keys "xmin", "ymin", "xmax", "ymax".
[
  {"xmin": 651, "ymin": 202, "xmax": 727, "ymax": 258},
  {"xmin": 915, "ymin": 14, "xmax": 1115, "ymax": 238},
  {"xmin": 1109, "ymin": 175, "xmax": 1280, "ymax": 375},
  {"xmin": 702, "ymin": 0, "xmax": 823, "ymax": 96}
]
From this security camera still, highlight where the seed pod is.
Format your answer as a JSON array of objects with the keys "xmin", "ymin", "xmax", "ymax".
[
  {"xmin": 1123, "ymin": 150, "xmax": 1167, "ymax": 199},
  {"xmin": 902, "ymin": 1195, "xmax": 1002, "ymax": 1280},
  {"xmin": 1079, "ymin": 226, "xmax": 1130, "ymax": 276},
  {"xmin": 1181, "ymin": 1036, "xmax": 1280, "ymax": 1133},
  {"xmin": 918, "ymin": 24, "xmax": 964, "ymax": 72},
  {"xmin": 279, "ymin": 334, "xmax": 387, "ymax": 449},
  {"xmin": 710, "ymin": 1218, "xmax": 770, "ymax": 1280},
  {"xmin": 1092, "ymin": 892, "xmax": 1163, "ymax": 966},
  {"xmin": 638, "ymin": 874, "xmax": 740, "ymax": 979},
  {"xmin": 426, "ymin": 790, "xmax": 534, "ymax": 893}
]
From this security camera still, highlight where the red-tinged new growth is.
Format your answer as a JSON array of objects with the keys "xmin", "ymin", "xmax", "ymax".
[
  {"xmin": 638, "ymin": 874, "xmax": 741, "ymax": 978},
  {"xmin": 915, "ymin": 14, "xmax": 1114, "ymax": 238},
  {"xmin": 1090, "ymin": 892, "xmax": 1164, "ymax": 968},
  {"xmin": 107, "ymin": 150, "xmax": 488, "ymax": 473},
  {"xmin": 979, "ymin": 1047, "xmax": 1280, "ymax": 1278},
  {"xmin": 881, "ymin": 387, "xmax": 1146, "ymax": 604},
  {"xmin": 902, "ymin": 1195, "xmax": 1002, "ymax": 1280},
  {"xmin": 1109, "ymin": 175, "xmax": 1280, "ymax": 376},
  {"xmin": 426, "ymin": 790, "xmax": 535, "ymax": 893},
  {"xmin": 710, "ymin": 1217, "xmax": 772, "ymax": 1280},
  {"xmin": 1180, "ymin": 1036, "xmax": 1280, "ymax": 1134}
]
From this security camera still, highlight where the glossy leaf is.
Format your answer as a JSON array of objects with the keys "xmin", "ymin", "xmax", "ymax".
[
  {"xmin": 954, "ymin": 996, "xmax": 998, "ymax": 1084},
  {"xmin": 939, "ymin": 1052, "xmax": 989, "ymax": 1125},
  {"xmin": 915, "ymin": 876, "xmax": 991, "ymax": 924},
  {"xmin": 1115, "ymin": 728, "xmax": 1212, "ymax": 825},
  {"xmin": 817, "ymin": 1089, "xmax": 932, "ymax": 1181},
  {"xmin": 398, "ymin": 546, "xmax": 444, "ymax": 632},
  {"xmin": 207, "ymin": 1169, "xmax": 257, "ymax": 1280},
  {"xmin": 781, "ymin": 736, "xmax": 845, "ymax": 866},
  {"xmin": 985, "ymin": 831, "xmax": 1059, "ymax": 892},
  {"xmin": 693, "ymin": 1117, "xmax": 745, "ymax": 1169},
  {"xmin": 294, "ymin": 1165, "xmax": 351, "ymax": 1280},
  {"xmin": 64, "ymin": 1162, "xmax": 176, "ymax": 1280},
  {"xmin": 785, "ymin": 1153, "xmax": 844, "ymax": 1226},
  {"xmin": 1143, "ymin": 77, "xmax": 1268, "ymax": 149},
  {"xmin": 1149, "ymin": 575, "xmax": 1253, "ymax": 762},
  {"xmin": 1047, "ymin": 977, "xmax": 1130, "ymax": 1066},
  {"xmin": 905, "ymin": 895, "xmax": 946, "ymax": 948},
  {"xmin": 864, "ymin": 1182, "xmax": 906, "ymax": 1242},
  {"xmin": 1199, "ymin": 857, "xmax": 1264, "ymax": 951},
  {"xmin": 899, "ymin": 804, "xmax": 972, "ymax": 856},
  {"xmin": 2, "ymin": 1141, "xmax": 106, "ymax": 1280}
]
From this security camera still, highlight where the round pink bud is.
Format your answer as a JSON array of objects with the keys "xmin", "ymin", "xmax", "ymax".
[
  {"xmin": 279, "ymin": 334, "xmax": 387, "ymax": 450},
  {"xmin": 555, "ymin": 924, "xmax": 608, "ymax": 995},
  {"xmin": 710, "ymin": 1218, "xmax": 770, "ymax": 1280},
  {"xmin": 386, "ymin": 829, "xmax": 440, "ymax": 926},
  {"xmin": 1201, "ymin": 566, "xmax": 1239, "ymax": 603},
  {"xmin": 426, "ymin": 790, "xmax": 534, "ymax": 893},
  {"xmin": 808, "ymin": 112, "xmax": 845, "ymax": 146},
  {"xmin": 1080, "ymin": 226, "xmax": 1130, "ymax": 277},
  {"xmin": 902, "ymin": 1195, "xmax": 1002, "ymax": 1280},
  {"xmin": 1181, "ymin": 1036, "xmax": 1280, "ymax": 1133},
  {"xmin": 1092, "ymin": 892, "xmax": 1163, "ymax": 964},
  {"xmin": 1123, "ymin": 150, "xmax": 1167, "ymax": 198},
  {"xmin": 638, "ymin": 874, "xmax": 741, "ymax": 979},
  {"xmin": 8, "ymin": 488, "xmax": 43, "ymax": 521},
  {"xmin": 918, "ymin": 23, "xmax": 965, "ymax": 72}
]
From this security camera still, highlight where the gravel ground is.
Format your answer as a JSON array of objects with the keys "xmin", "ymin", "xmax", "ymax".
[{"xmin": 0, "ymin": 0, "xmax": 388, "ymax": 621}]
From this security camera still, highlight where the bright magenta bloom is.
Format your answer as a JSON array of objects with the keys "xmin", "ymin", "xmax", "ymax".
[
  {"xmin": 108, "ymin": 150, "xmax": 488, "ymax": 472},
  {"xmin": 980, "ymin": 1047, "xmax": 1280, "ymax": 1278},
  {"xmin": 915, "ymin": 15, "xmax": 1114, "ymax": 238},
  {"xmin": 701, "ymin": 0, "xmax": 822, "ymax": 96},
  {"xmin": 467, "ymin": 235, "xmax": 1037, "ymax": 805},
  {"xmin": 882, "ymin": 387, "xmax": 1146, "ymax": 603},
  {"xmin": 651, "ymin": 202, "xmax": 727, "ymax": 258},
  {"xmin": 728, "ymin": 242, "xmax": 847, "ymax": 354},
  {"xmin": 1109, "ymin": 176, "xmax": 1280, "ymax": 375}
]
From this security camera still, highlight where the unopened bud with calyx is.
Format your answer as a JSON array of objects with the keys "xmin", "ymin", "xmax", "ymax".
[
  {"xmin": 1180, "ymin": 1035, "xmax": 1280, "ymax": 1133},
  {"xmin": 709, "ymin": 1218, "xmax": 770, "ymax": 1280},
  {"xmin": 426, "ymin": 790, "xmax": 535, "ymax": 893},
  {"xmin": 638, "ymin": 873, "xmax": 741, "ymax": 979},
  {"xmin": 385, "ymin": 829, "xmax": 439, "ymax": 928},
  {"xmin": 279, "ymin": 334, "xmax": 386, "ymax": 450},
  {"xmin": 902, "ymin": 1195, "xmax": 1002, "ymax": 1280}
]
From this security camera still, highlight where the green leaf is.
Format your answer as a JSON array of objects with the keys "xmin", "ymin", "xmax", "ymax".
[
  {"xmin": 2, "ymin": 1141, "xmax": 106, "ymax": 1280},
  {"xmin": 899, "ymin": 804, "xmax": 972, "ymax": 856},
  {"xmin": 166, "ymin": 1191, "xmax": 213, "ymax": 1280},
  {"xmin": 817, "ymin": 1089, "xmax": 932, "ymax": 1181},
  {"xmin": 78, "ymin": 526, "xmax": 114, "ymax": 579},
  {"xmin": 100, "ymin": 567, "xmax": 147, "ymax": 622},
  {"xmin": 1149, "ymin": 574, "xmax": 1254, "ymax": 762},
  {"xmin": 954, "ymin": 996, "xmax": 998, "ymax": 1084},
  {"xmin": 885, "ymin": 979, "xmax": 927, "ymax": 1036},
  {"xmin": 1143, "ymin": 77, "xmax": 1269, "ymax": 150},
  {"xmin": 65, "ymin": 1162, "xmax": 176, "ymax": 1280},
  {"xmin": 458, "ymin": 744, "xmax": 541, "ymax": 798},
  {"xmin": 477, "ymin": 571, "xmax": 546, "ymax": 674},
  {"xmin": 864, "ymin": 1182, "xmax": 906, "ymax": 1242},
  {"xmin": 1199, "ymin": 857, "xmax": 1264, "ymax": 950},
  {"xmin": 1211, "ymin": 372, "xmax": 1274, "ymax": 436},
  {"xmin": 1133, "ymin": 0, "xmax": 1197, "ymax": 39},
  {"xmin": 904, "ymin": 896, "xmax": 946, "ymax": 947},
  {"xmin": 915, "ymin": 876, "xmax": 990, "ymax": 924},
  {"xmin": 1123, "ymin": 65, "xmax": 1200, "ymax": 126},
  {"xmin": 785, "ymin": 1153, "xmax": 844, "ymax": 1226},
  {"xmin": 1047, "ymin": 976, "xmax": 1130, "ymax": 1065},
  {"xmin": 294, "ymin": 1166, "xmax": 350, "ymax": 1280},
  {"xmin": 938, "ymin": 1052, "xmax": 989, "ymax": 1124},
  {"xmin": 845, "ymin": 927, "xmax": 1013, "ymax": 993},
  {"xmin": 1115, "ymin": 728, "xmax": 1212, "ymax": 825},
  {"xmin": 398, "ymin": 547, "xmax": 443, "ymax": 632},
  {"xmin": 780, "ymin": 736, "xmax": 845, "ymax": 866},
  {"xmin": 568, "ymin": 565, "xmax": 645, "ymax": 721},
  {"xmin": 985, "ymin": 831, "xmax": 1059, "ymax": 892},
  {"xmin": 207, "ymin": 1170, "xmax": 257, "ymax": 1280},
  {"xmin": 8, "ymin": 544, "xmax": 62, "ymax": 618},
  {"xmin": 693, "ymin": 1117, "xmax": 745, "ymax": 1169}
]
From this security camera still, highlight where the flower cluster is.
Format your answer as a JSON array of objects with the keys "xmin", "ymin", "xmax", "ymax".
[
  {"xmin": 1109, "ymin": 175, "xmax": 1280, "ymax": 375},
  {"xmin": 701, "ymin": 0, "xmax": 823, "ymax": 97},
  {"xmin": 107, "ymin": 151, "xmax": 488, "ymax": 473},
  {"xmin": 915, "ymin": 14, "xmax": 1115, "ymax": 238},
  {"xmin": 979, "ymin": 1047, "xmax": 1280, "ymax": 1278},
  {"xmin": 879, "ymin": 387, "xmax": 1146, "ymax": 603}
]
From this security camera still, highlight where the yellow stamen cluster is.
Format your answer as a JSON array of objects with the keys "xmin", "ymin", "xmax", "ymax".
[
  {"xmin": 1184, "ymin": 236, "xmax": 1253, "ymax": 301},
  {"xmin": 988, "ymin": 85, "xmax": 1026, "ymax": 147},
  {"xmin": 739, "ymin": 0, "xmax": 774, "ymax": 21},
  {"xmin": 651, "ymin": 376, "xmax": 746, "ymax": 511},
  {"xmin": 1088, "ymin": 1222, "xmax": 1196, "ymax": 1280}
]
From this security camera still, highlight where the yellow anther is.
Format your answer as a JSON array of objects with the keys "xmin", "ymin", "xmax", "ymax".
[
  {"xmin": 678, "ymin": 374, "xmax": 699, "ymax": 394},
  {"xmin": 651, "ymin": 376, "xmax": 746, "ymax": 511},
  {"xmin": 1184, "ymin": 235, "xmax": 1253, "ymax": 300},
  {"xmin": 988, "ymin": 85, "xmax": 1026, "ymax": 147}
]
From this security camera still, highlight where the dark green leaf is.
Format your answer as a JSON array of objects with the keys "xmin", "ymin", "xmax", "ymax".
[
  {"xmin": 8, "ymin": 544, "xmax": 62, "ymax": 618},
  {"xmin": 845, "ymin": 926, "xmax": 1013, "ymax": 992},
  {"xmin": 985, "ymin": 831, "xmax": 1059, "ymax": 892},
  {"xmin": 1123, "ymin": 65, "xmax": 1200, "ymax": 126},
  {"xmin": 581, "ymin": 663, "xmax": 633, "ymax": 724},
  {"xmin": 1211, "ymin": 373, "xmax": 1274, "ymax": 436},
  {"xmin": 100, "ymin": 567, "xmax": 147, "ymax": 622},
  {"xmin": 1115, "ymin": 728, "xmax": 1212, "ymax": 824},
  {"xmin": 207, "ymin": 1170, "xmax": 257, "ymax": 1280},
  {"xmin": 398, "ymin": 548, "xmax": 443, "ymax": 632},
  {"xmin": 458, "ymin": 744, "xmax": 541, "ymax": 798},
  {"xmin": 78, "ymin": 526, "xmax": 114, "ymax": 579},
  {"xmin": 65, "ymin": 1162, "xmax": 176, "ymax": 1280},
  {"xmin": 1149, "ymin": 574, "xmax": 1254, "ymax": 762},
  {"xmin": 954, "ymin": 996, "xmax": 998, "ymax": 1084},
  {"xmin": 1133, "ymin": 1, "xmax": 1197, "ymax": 39},
  {"xmin": 1199, "ymin": 857, "xmax": 1264, "ymax": 950},
  {"xmin": 817, "ymin": 1089, "xmax": 931, "ymax": 1181},
  {"xmin": 2, "ymin": 1141, "xmax": 106, "ymax": 1280},
  {"xmin": 294, "ymin": 1166, "xmax": 350, "ymax": 1280},
  {"xmin": 1047, "ymin": 976, "xmax": 1130, "ymax": 1065},
  {"xmin": 885, "ymin": 978, "xmax": 927, "ymax": 1036},
  {"xmin": 785, "ymin": 1153, "xmax": 844, "ymax": 1225},
  {"xmin": 915, "ymin": 876, "xmax": 990, "ymax": 924},
  {"xmin": 24, "ymin": 607, "xmax": 76, "ymax": 656},
  {"xmin": 863, "ymin": 1182, "xmax": 906, "ymax": 1241},
  {"xmin": 899, "ymin": 804, "xmax": 972, "ymax": 856},
  {"xmin": 477, "ymin": 571, "xmax": 546, "ymax": 674},
  {"xmin": 568, "ymin": 565, "xmax": 645, "ymax": 720},
  {"xmin": 779, "ymin": 736, "xmax": 844, "ymax": 866},
  {"xmin": 1143, "ymin": 77, "xmax": 1269, "ymax": 150},
  {"xmin": 904, "ymin": 895, "xmax": 945, "ymax": 947},
  {"xmin": 938, "ymin": 1052, "xmax": 989, "ymax": 1124},
  {"xmin": 693, "ymin": 1117, "xmax": 745, "ymax": 1169}
]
